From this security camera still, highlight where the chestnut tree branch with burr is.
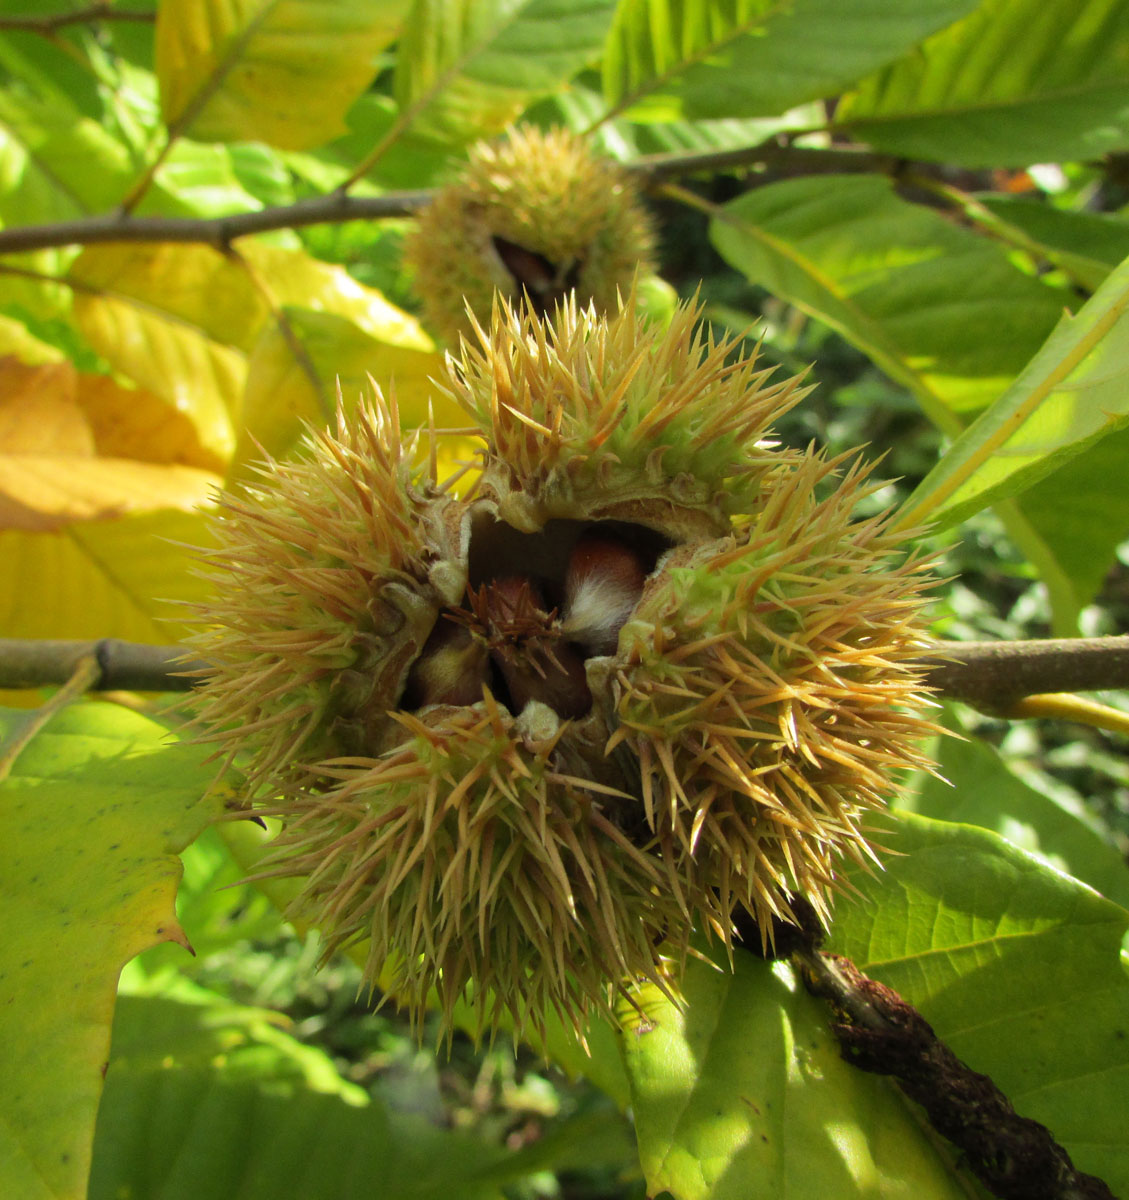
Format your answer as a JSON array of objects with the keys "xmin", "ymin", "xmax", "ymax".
[{"xmin": 2, "ymin": 4, "xmax": 1129, "ymax": 1200}]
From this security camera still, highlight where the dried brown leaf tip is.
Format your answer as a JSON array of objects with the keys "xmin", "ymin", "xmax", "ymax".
[
  {"xmin": 404, "ymin": 126, "xmax": 656, "ymax": 345},
  {"xmin": 191, "ymin": 287, "xmax": 939, "ymax": 1043}
]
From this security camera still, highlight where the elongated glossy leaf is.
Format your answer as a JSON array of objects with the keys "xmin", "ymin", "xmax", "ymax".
[
  {"xmin": 900, "ymin": 253, "xmax": 1129, "ymax": 530},
  {"xmin": 0, "ymin": 703, "xmax": 218, "ymax": 1200},
  {"xmin": 837, "ymin": 0, "xmax": 1129, "ymax": 166},
  {"xmin": 829, "ymin": 813, "xmax": 1129, "ymax": 1194},
  {"xmin": 619, "ymin": 950, "xmax": 968, "ymax": 1199},
  {"xmin": 394, "ymin": 0, "xmax": 615, "ymax": 145},
  {"xmin": 156, "ymin": 0, "xmax": 406, "ymax": 149},
  {"xmin": 900, "ymin": 717, "xmax": 1129, "ymax": 909},
  {"xmin": 602, "ymin": 0, "xmax": 978, "ymax": 122},
  {"xmin": 710, "ymin": 174, "xmax": 1063, "ymax": 425}
]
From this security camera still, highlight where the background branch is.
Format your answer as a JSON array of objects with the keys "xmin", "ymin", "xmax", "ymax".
[
  {"xmin": 3, "ymin": 635, "xmax": 1128, "ymax": 704},
  {"xmin": 0, "ymin": 140, "xmax": 905, "ymax": 257},
  {"xmin": 0, "ymin": 4, "xmax": 154, "ymax": 34}
]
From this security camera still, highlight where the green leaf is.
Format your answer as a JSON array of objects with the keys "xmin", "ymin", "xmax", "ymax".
[
  {"xmin": 900, "ymin": 718, "xmax": 1129, "ymax": 909},
  {"xmin": 1003, "ymin": 425, "xmax": 1129, "ymax": 621},
  {"xmin": 602, "ymin": 0, "xmax": 979, "ymax": 123},
  {"xmin": 709, "ymin": 174, "xmax": 1063, "ymax": 426},
  {"xmin": 829, "ymin": 812, "xmax": 1129, "ymax": 1194},
  {"xmin": 837, "ymin": 0, "xmax": 1129, "ymax": 166},
  {"xmin": 618, "ymin": 949, "xmax": 967, "ymax": 1199},
  {"xmin": 393, "ymin": 0, "xmax": 616, "ymax": 145},
  {"xmin": 0, "ymin": 702, "xmax": 218, "ymax": 1200},
  {"xmin": 899, "ymin": 253, "xmax": 1129, "ymax": 530},
  {"xmin": 155, "ymin": 0, "xmax": 407, "ymax": 150},
  {"xmin": 976, "ymin": 197, "xmax": 1129, "ymax": 292},
  {"xmin": 90, "ymin": 984, "xmax": 518, "ymax": 1200}
]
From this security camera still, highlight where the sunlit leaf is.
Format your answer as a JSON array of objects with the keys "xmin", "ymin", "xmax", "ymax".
[
  {"xmin": 69, "ymin": 243, "xmax": 256, "ymax": 464},
  {"xmin": 837, "ymin": 0, "xmax": 1129, "ymax": 166},
  {"xmin": 393, "ymin": 0, "xmax": 615, "ymax": 146},
  {"xmin": 238, "ymin": 307, "xmax": 446, "ymax": 467},
  {"xmin": 155, "ymin": 0, "xmax": 407, "ymax": 150},
  {"xmin": 602, "ymin": 0, "xmax": 979, "ymax": 123},
  {"xmin": 619, "ymin": 949, "xmax": 967, "ymax": 1199},
  {"xmin": 0, "ymin": 509, "xmax": 217, "ymax": 645},
  {"xmin": 900, "ymin": 713, "xmax": 1129, "ymax": 909},
  {"xmin": 0, "ymin": 702, "xmax": 218, "ymax": 1200},
  {"xmin": 829, "ymin": 813, "xmax": 1129, "ymax": 1195},
  {"xmin": 900, "ymin": 253, "xmax": 1129, "ymax": 530}
]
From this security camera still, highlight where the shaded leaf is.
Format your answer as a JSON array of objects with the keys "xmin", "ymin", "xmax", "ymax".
[
  {"xmin": 155, "ymin": 0, "xmax": 406, "ymax": 150},
  {"xmin": 837, "ymin": 0, "xmax": 1129, "ymax": 166},
  {"xmin": 900, "ymin": 253, "xmax": 1129, "ymax": 530},
  {"xmin": 710, "ymin": 174, "xmax": 1063, "ymax": 424},
  {"xmin": 828, "ymin": 813, "xmax": 1129, "ymax": 1194},
  {"xmin": 0, "ymin": 702, "xmax": 219, "ymax": 1200},
  {"xmin": 976, "ymin": 197, "xmax": 1129, "ymax": 292},
  {"xmin": 393, "ymin": 0, "xmax": 616, "ymax": 145},
  {"xmin": 618, "ymin": 948, "xmax": 967, "ymax": 1199},
  {"xmin": 92, "ymin": 979, "xmax": 603, "ymax": 1199},
  {"xmin": 602, "ymin": 0, "xmax": 979, "ymax": 123}
]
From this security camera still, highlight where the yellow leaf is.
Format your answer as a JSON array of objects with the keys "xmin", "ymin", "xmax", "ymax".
[
  {"xmin": 236, "ymin": 307, "xmax": 447, "ymax": 467},
  {"xmin": 156, "ymin": 0, "xmax": 408, "ymax": 150},
  {"xmin": 70, "ymin": 244, "xmax": 252, "ymax": 463},
  {"xmin": 0, "ymin": 315, "xmax": 65, "ymax": 365},
  {"xmin": 0, "ymin": 356, "xmax": 223, "ymax": 472},
  {"xmin": 0, "ymin": 359, "xmax": 94, "ymax": 456},
  {"xmin": 0, "ymin": 509, "xmax": 218, "ymax": 645},
  {"xmin": 0, "ymin": 357, "xmax": 221, "ymax": 644}
]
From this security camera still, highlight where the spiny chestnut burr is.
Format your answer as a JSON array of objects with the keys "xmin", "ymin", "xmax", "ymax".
[
  {"xmin": 190, "ymin": 282, "xmax": 939, "ymax": 1043},
  {"xmin": 404, "ymin": 126, "xmax": 656, "ymax": 345}
]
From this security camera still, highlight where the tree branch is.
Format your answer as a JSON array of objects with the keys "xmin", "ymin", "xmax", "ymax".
[
  {"xmin": 794, "ymin": 944, "xmax": 1115, "ymax": 1200},
  {"xmin": 2, "ymin": 636, "xmax": 1129, "ymax": 705},
  {"xmin": 0, "ymin": 638, "xmax": 206, "ymax": 692},
  {"xmin": 917, "ymin": 636, "xmax": 1129, "ymax": 710},
  {"xmin": 0, "ymin": 4, "xmax": 154, "ymax": 34},
  {"xmin": 0, "ymin": 140, "xmax": 899, "ymax": 257}
]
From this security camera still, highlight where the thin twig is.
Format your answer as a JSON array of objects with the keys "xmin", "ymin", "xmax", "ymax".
[
  {"xmin": 0, "ymin": 190, "xmax": 431, "ymax": 256},
  {"xmin": 918, "ymin": 636, "xmax": 1129, "ymax": 710},
  {"xmin": 0, "ymin": 4, "xmax": 153, "ymax": 34},
  {"xmin": 0, "ymin": 639, "xmax": 206, "ymax": 693}
]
